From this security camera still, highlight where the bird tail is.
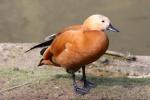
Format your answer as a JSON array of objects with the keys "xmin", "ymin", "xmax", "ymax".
[{"xmin": 25, "ymin": 34, "xmax": 56, "ymax": 53}]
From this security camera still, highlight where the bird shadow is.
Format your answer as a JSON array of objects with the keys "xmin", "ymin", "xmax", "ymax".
[{"xmin": 53, "ymin": 74, "xmax": 150, "ymax": 87}]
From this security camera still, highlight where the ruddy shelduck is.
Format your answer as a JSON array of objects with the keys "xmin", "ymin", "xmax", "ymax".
[{"xmin": 26, "ymin": 14, "xmax": 119, "ymax": 95}]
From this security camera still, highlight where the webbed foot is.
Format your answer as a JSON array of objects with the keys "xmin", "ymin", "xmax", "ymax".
[{"xmin": 73, "ymin": 84, "xmax": 89, "ymax": 95}]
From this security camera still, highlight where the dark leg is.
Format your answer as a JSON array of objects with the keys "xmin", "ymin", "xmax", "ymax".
[
  {"xmin": 72, "ymin": 72, "xmax": 89, "ymax": 95},
  {"xmin": 81, "ymin": 66, "xmax": 96, "ymax": 88}
]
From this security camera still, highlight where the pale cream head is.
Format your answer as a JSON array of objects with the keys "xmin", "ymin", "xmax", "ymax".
[{"xmin": 83, "ymin": 14, "xmax": 119, "ymax": 32}]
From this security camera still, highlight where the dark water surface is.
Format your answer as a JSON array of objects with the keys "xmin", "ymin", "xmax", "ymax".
[{"xmin": 0, "ymin": 0, "xmax": 149, "ymax": 55}]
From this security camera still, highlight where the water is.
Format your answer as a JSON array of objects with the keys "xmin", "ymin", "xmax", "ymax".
[{"xmin": 0, "ymin": 0, "xmax": 149, "ymax": 55}]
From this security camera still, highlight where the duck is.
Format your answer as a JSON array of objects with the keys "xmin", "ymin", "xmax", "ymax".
[{"xmin": 26, "ymin": 14, "xmax": 119, "ymax": 95}]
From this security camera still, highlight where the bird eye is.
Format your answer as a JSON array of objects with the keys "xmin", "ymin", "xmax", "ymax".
[{"xmin": 102, "ymin": 20, "xmax": 105, "ymax": 23}]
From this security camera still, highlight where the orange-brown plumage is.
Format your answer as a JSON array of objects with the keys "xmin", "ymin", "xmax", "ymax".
[
  {"xmin": 27, "ymin": 14, "xmax": 119, "ymax": 95},
  {"xmin": 41, "ymin": 16, "xmax": 111, "ymax": 71},
  {"xmin": 49, "ymin": 30, "xmax": 109, "ymax": 71}
]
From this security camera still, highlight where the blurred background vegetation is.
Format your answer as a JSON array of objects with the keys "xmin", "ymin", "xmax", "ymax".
[{"xmin": 0, "ymin": 0, "xmax": 149, "ymax": 55}]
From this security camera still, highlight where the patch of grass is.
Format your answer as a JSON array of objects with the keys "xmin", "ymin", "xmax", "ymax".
[
  {"xmin": 54, "ymin": 73, "xmax": 150, "ymax": 86},
  {"xmin": 0, "ymin": 67, "xmax": 65, "ymax": 89},
  {"xmin": 0, "ymin": 67, "xmax": 150, "ymax": 89},
  {"xmin": 0, "ymin": 67, "xmax": 150, "ymax": 99}
]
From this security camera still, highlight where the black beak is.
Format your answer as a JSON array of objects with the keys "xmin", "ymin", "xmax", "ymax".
[{"xmin": 107, "ymin": 24, "xmax": 119, "ymax": 32}]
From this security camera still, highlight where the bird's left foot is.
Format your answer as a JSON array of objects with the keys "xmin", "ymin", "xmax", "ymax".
[{"xmin": 73, "ymin": 84, "xmax": 89, "ymax": 95}]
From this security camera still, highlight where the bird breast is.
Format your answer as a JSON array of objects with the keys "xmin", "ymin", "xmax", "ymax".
[{"xmin": 78, "ymin": 31, "xmax": 109, "ymax": 64}]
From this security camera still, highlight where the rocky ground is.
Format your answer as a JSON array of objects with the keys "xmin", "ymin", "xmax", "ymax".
[{"xmin": 0, "ymin": 43, "xmax": 150, "ymax": 99}]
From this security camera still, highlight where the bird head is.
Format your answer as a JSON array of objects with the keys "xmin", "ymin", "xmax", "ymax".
[{"xmin": 83, "ymin": 14, "xmax": 119, "ymax": 32}]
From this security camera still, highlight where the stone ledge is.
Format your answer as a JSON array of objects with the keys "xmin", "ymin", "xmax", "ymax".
[{"xmin": 0, "ymin": 43, "xmax": 150, "ymax": 78}]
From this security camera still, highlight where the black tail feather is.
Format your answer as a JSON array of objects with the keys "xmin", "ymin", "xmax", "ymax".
[
  {"xmin": 25, "ymin": 40, "xmax": 51, "ymax": 53},
  {"xmin": 25, "ymin": 34, "xmax": 56, "ymax": 53}
]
